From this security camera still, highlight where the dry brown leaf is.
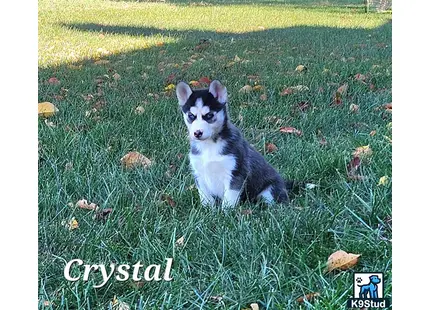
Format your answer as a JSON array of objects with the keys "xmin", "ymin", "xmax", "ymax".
[
  {"xmin": 369, "ymin": 130, "xmax": 377, "ymax": 136},
  {"xmin": 48, "ymin": 77, "xmax": 60, "ymax": 85},
  {"xmin": 121, "ymin": 151, "xmax": 152, "ymax": 169},
  {"xmin": 199, "ymin": 76, "xmax": 211, "ymax": 84},
  {"xmin": 252, "ymin": 85, "xmax": 264, "ymax": 92},
  {"xmin": 297, "ymin": 292, "xmax": 320, "ymax": 303},
  {"xmin": 260, "ymin": 93, "xmax": 267, "ymax": 101},
  {"xmin": 265, "ymin": 143, "xmax": 278, "ymax": 153},
  {"xmin": 352, "ymin": 145, "xmax": 373, "ymax": 159},
  {"xmin": 38, "ymin": 102, "xmax": 59, "ymax": 118},
  {"xmin": 189, "ymin": 80, "xmax": 201, "ymax": 87},
  {"xmin": 76, "ymin": 199, "xmax": 99, "ymax": 211},
  {"xmin": 326, "ymin": 250, "xmax": 361, "ymax": 272},
  {"xmin": 280, "ymin": 127, "xmax": 302, "ymax": 136}
]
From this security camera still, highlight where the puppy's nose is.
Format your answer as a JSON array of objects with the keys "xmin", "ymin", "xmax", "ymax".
[{"xmin": 194, "ymin": 130, "xmax": 203, "ymax": 139}]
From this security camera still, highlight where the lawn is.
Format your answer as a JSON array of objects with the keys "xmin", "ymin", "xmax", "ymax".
[{"xmin": 38, "ymin": 0, "xmax": 392, "ymax": 308}]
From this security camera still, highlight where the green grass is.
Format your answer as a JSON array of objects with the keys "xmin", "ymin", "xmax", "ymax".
[{"xmin": 38, "ymin": 0, "xmax": 392, "ymax": 308}]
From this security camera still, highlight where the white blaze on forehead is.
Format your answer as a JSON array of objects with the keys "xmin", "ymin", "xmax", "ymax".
[{"xmin": 190, "ymin": 98, "xmax": 210, "ymax": 116}]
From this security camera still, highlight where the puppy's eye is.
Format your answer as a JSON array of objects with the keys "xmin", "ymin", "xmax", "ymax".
[
  {"xmin": 204, "ymin": 112, "xmax": 214, "ymax": 120},
  {"xmin": 187, "ymin": 112, "xmax": 196, "ymax": 121}
]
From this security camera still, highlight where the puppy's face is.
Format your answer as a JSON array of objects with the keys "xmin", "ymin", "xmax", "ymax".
[{"xmin": 176, "ymin": 80, "xmax": 228, "ymax": 141}]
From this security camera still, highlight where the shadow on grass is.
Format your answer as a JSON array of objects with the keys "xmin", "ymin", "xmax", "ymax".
[
  {"xmin": 60, "ymin": 21, "xmax": 391, "ymax": 40},
  {"xmin": 109, "ymin": 0, "xmax": 367, "ymax": 8}
]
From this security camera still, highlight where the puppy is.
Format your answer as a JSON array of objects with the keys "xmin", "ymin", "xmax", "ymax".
[{"xmin": 176, "ymin": 80, "xmax": 292, "ymax": 209}]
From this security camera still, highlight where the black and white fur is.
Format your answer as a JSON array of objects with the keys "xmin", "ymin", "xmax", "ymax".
[{"xmin": 176, "ymin": 80, "xmax": 290, "ymax": 209}]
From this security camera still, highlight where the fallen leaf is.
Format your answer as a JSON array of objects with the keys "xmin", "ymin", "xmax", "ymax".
[
  {"xmin": 199, "ymin": 76, "xmax": 211, "ymax": 84},
  {"xmin": 325, "ymin": 250, "xmax": 361, "ymax": 272},
  {"xmin": 333, "ymin": 83, "xmax": 348, "ymax": 105},
  {"xmin": 297, "ymin": 292, "xmax": 320, "ymax": 303},
  {"xmin": 370, "ymin": 130, "xmax": 377, "ymax": 136},
  {"xmin": 76, "ymin": 199, "xmax": 99, "ymax": 211},
  {"xmin": 134, "ymin": 106, "xmax": 145, "ymax": 115},
  {"xmin": 38, "ymin": 102, "xmax": 59, "ymax": 118},
  {"xmin": 295, "ymin": 65, "xmax": 307, "ymax": 72},
  {"xmin": 121, "ymin": 151, "xmax": 152, "ymax": 169},
  {"xmin": 252, "ymin": 85, "xmax": 264, "ymax": 92},
  {"xmin": 48, "ymin": 77, "xmax": 60, "ymax": 85},
  {"xmin": 189, "ymin": 80, "xmax": 201, "ymax": 87},
  {"xmin": 346, "ymin": 156, "xmax": 366, "ymax": 180},
  {"xmin": 265, "ymin": 143, "xmax": 278, "ymax": 153},
  {"xmin": 239, "ymin": 85, "xmax": 253, "ymax": 94},
  {"xmin": 349, "ymin": 104, "xmax": 360, "ymax": 113},
  {"xmin": 382, "ymin": 102, "xmax": 392, "ymax": 113},
  {"xmin": 175, "ymin": 236, "xmax": 185, "ymax": 247},
  {"xmin": 164, "ymin": 84, "xmax": 176, "ymax": 91},
  {"xmin": 260, "ymin": 93, "xmax": 268, "ymax": 101},
  {"xmin": 378, "ymin": 176, "xmax": 389, "ymax": 186},
  {"xmin": 347, "ymin": 156, "xmax": 361, "ymax": 173},
  {"xmin": 352, "ymin": 145, "xmax": 373, "ymax": 159},
  {"xmin": 280, "ymin": 127, "xmax": 302, "ymax": 136}
]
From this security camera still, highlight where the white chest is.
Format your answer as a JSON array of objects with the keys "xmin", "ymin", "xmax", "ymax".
[{"xmin": 189, "ymin": 140, "xmax": 236, "ymax": 198}]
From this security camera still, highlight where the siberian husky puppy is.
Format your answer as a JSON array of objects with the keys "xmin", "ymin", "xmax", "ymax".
[{"xmin": 176, "ymin": 80, "xmax": 292, "ymax": 209}]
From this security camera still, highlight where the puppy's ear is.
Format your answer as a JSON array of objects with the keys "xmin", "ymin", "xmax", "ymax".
[
  {"xmin": 209, "ymin": 80, "xmax": 228, "ymax": 104},
  {"xmin": 176, "ymin": 82, "xmax": 192, "ymax": 106}
]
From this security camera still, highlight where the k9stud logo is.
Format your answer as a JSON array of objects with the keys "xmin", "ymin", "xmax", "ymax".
[{"xmin": 346, "ymin": 272, "xmax": 391, "ymax": 309}]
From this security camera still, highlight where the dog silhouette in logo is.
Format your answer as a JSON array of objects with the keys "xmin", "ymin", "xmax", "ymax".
[{"xmin": 358, "ymin": 275, "xmax": 381, "ymax": 299}]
